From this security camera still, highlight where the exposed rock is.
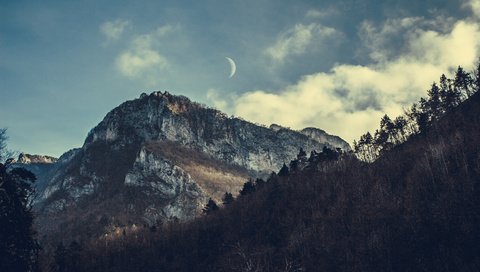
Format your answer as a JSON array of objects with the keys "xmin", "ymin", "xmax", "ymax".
[
  {"xmin": 8, "ymin": 153, "xmax": 60, "ymax": 200},
  {"xmin": 124, "ymin": 146, "xmax": 206, "ymax": 221},
  {"xmin": 36, "ymin": 91, "xmax": 351, "ymax": 239},
  {"xmin": 17, "ymin": 153, "xmax": 57, "ymax": 164},
  {"xmin": 300, "ymin": 127, "xmax": 351, "ymax": 151}
]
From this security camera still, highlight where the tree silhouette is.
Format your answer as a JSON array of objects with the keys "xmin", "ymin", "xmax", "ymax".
[
  {"xmin": 222, "ymin": 192, "xmax": 234, "ymax": 205},
  {"xmin": 255, "ymin": 178, "xmax": 266, "ymax": 189},
  {"xmin": 203, "ymin": 198, "xmax": 219, "ymax": 215},
  {"xmin": 474, "ymin": 61, "xmax": 480, "ymax": 94},
  {"xmin": 454, "ymin": 66, "xmax": 473, "ymax": 99},
  {"xmin": 0, "ymin": 128, "xmax": 14, "ymax": 162},
  {"xmin": 278, "ymin": 163, "xmax": 289, "ymax": 177},
  {"xmin": 239, "ymin": 180, "xmax": 256, "ymax": 196},
  {"xmin": 435, "ymin": 79, "xmax": 448, "ymax": 116},
  {"xmin": 354, "ymin": 65, "xmax": 479, "ymax": 162},
  {"xmin": 0, "ymin": 163, "xmax": 39, "ymax": 271},
  {"xmin": 297, "ymin": 148, "xmax": 307, "ymax": 161}
]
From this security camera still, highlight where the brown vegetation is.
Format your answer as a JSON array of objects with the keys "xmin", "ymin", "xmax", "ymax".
[{"xmin": 145, "ymin": 141, "xmax": 251, "ymax": 202}]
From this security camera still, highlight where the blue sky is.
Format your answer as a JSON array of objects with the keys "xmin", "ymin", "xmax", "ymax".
[{"xmin": 1, "ymin": 0, "xmax": 479, "ymax": 157}]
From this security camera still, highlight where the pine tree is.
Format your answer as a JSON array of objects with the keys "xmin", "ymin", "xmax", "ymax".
[
  {"xmin": 202, "ymin": 198, "xmax": 219, "ymax": 215},
  {"xmin": 418, "ymin": 97, "xmax": 431, "ymax": 133},
  {"xmin": 222, "ymin": 192, "xmax": 234, "ymax": 205},
  {"xmin": 0, "ymin": 128, "xmax": 14, "ymax": 162},
  {"xmin": 297, "ymin": 148, "xmax": 307, "ymax": 161},
  {"xmin": 255, "ymin": 178, "xmax": 266, "ymax": 188},
  {"xmin": 278, "ymin": 163, "xmax": 289, "ymax": 177},
  {"xmin": 239, "ymin": 180, "xmax": 256, "ymax": 196},
  {"xmin": 453, "ymin": 66, "xmax": 473, "ymax": 99},
  {"xmin": 428, "ymin": 82, "xmax": 443, "ymax": 119},
  {"xmin": 474, "ymin": 60, "xmax": 480, "ymax": 94},
  {"xmin": 393, "ymin": 116, "xmax": 408, "ymax": 143},
  {"xmin": 0, "ymin": 164, "xmax": 39, "ymax": 271}
]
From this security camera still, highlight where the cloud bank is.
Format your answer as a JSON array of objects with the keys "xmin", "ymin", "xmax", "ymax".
[
  {"xmin": 265, "ymin": 23, "xmax": 341, "ymax": 63},
  {"xmin": 114, "ymin": 25, "xmax": 176, "ymax": 84},
  {"xmin": 212, "ymin": 7, "xmax": 480, "ymax": 144},
  {"xmin": 100, "ymin": 19, "xmax": 130, "ymax": 41}
]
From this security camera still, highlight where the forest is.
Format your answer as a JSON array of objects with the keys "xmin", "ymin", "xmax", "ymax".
[{"xmin": 2, "ymin": 63, "xmax": 480, "ymax": 271}]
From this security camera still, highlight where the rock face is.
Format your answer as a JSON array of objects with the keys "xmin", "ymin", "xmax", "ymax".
[
  {"xmin": 8, "ymin": 153, "xmax": 58, "ymax": 197},
  {"xmin": 124, "ymin": 146, "xmax": 205, "ymax": 222},
  {"xmin": 36, "ymin": 91, "xmax": 350, "ymax": 238},
  {"xmin": 17, "ymin": 153, "xmax": 58, "ymax": 164},
  {"xmin": 300, "ymin": 127, "xmax": 351, "ymax": 152}
]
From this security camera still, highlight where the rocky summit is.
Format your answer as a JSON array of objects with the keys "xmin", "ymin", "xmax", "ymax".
[{"xmin": 35, "ymin": 91, "xmax": 349, "ymax": 238}]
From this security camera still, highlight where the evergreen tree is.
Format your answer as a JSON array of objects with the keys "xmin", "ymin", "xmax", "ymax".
[
  {"xmin": 239, "ymin": 180, "xmax": 256, "ymax": 196},
  {"xmin": 289, "ymin": 159, "xmax": 299, "ymax": 171},
  {"xmin": 202, "ymin": 198, "xmax": 219, "ymax": 215},
  {"xmin": 474, "ymin": 61, "xmax": 480, "ymax": 94},
  {"xmin": 222, "ymin": 192, "xmax": 234, "ymax": 205},
  {"xmin": 297, "ymin": 148, "xmax": 307, "ymax": 161},
  {"xmin": 428, "ymin": 82, "xmax": 443, "ymax": 119},
  {"xmin": 393, "ymin": 116, "xmax": 407, "ymax": 142},
  {"xmin": 255, "ymin": 178, "xmax": 266, "ymax": 188},
  {"xmin": 0, "ymin": 163, "xmax": 39, "ymax": 271},
  {"xmin": 0, "ymin": 128, "xmax": 14, "ymax": 162},
  {"xmin": 278, "ymin": 163, "xmax": 289, "ymax": 177},
  {"xmin": 375, "ymin": 114, "xmax": 394, "ymax": 153},
  {"xmin": 321, "ymin": 146, "xmax": 339, "ymax": 161},
  {"xmin": 418, "ymin": 97, "xmax": 431, "ymax": 133},
  {"xmin": 308, "ymin": 150, "xmax": 318, "ymax": 163},
  {"xmin": 453, "ymin": 66, "xmax": 473, "ymax": 99}
]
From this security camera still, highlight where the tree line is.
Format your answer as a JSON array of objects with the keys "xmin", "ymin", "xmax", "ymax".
[{"xmin": 354, "ymin": 64, "xmax": 480, "ymax": 161}]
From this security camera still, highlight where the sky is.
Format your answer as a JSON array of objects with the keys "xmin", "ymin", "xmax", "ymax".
[{"xmin": 1, "ymin": 0, "xmax": 480, "ymax": 157}]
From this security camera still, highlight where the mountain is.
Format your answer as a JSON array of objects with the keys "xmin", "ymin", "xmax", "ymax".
[
  {"xmin": 35, "ymin": 91, "xmax": 349, "ymax": 239},
  {"xmin": 8, "ymin": 153, "xmax": 58, "ymax": 196},
  {"xmin": 16, "ymin": 153, "xmax": 57, "ymax": 164},
  {"xmin": 64, "ymin": 88, "xmax": 480, "ymax": 272}
]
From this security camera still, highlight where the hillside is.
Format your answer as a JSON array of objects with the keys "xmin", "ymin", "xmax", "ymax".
[
  {"xmin": 33, "ymin": 91, "xmax": 349, "ymax": 246},
  {"xmin": 57, "ymin": 91, "xmax": 480, "ymax": 271},
  {"xmin": 7, "ymin": 153, "xmax": 58, "ymax": 197}
]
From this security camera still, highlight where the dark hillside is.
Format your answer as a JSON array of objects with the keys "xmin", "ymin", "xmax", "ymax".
[{"xmin": 47, "ymin": 90, "xmax": 480, "ymax": 271}]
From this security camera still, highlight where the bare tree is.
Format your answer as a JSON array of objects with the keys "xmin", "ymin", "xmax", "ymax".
[{"xmin": 0, "ymin": 128, "xmax": 15, "ymax": 163}]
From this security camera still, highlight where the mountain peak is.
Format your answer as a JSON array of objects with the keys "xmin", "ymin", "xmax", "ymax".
[
  {"xmin": 36, "ymin": 91, "xmax": 351, "ymax": 241},
  {"xmin": 16, "ymin": 153, "xmax": 57, "ymax": 164}
]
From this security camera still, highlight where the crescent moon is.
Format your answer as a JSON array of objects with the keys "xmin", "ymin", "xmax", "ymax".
[{"xmin": 225, "ymin": 57, "xmax": 236, "ymax": 78}]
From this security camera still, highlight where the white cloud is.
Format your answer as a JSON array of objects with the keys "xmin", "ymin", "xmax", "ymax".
[
  {"xmin": 213, "ymin": 14, "xmax": 480, "ymax": 144},
  {"xmin": 100, "ymin": 19, "xmax": 130, "ymax": 41},
  {"xmin": 306, "ymin": 8, "xmax": 338, "ymax": 19},
  {"xmin": 266, "ymin": 23, "xmax": 340, "ymax": 62},
  {"xmin": 116, "ymin": 35, "xmax": 168, "ymax": 78},
  {"xmin": 306, "ymin": 10, "xmax": 324, "ymax": 18},
  {"xmin": 155, "ymin": 25, "xmax": 176, "ymax": 36},
  {"xmin": 463, "ymin": 0, "xmax": 480, "ymax": 18},
  {"xmin": 206, "ymin": 89, "xmax": 229, "ymax": 110},
  {"xmin": 115, "ymin": 25, "xmax": 176, "ymax": 84}
]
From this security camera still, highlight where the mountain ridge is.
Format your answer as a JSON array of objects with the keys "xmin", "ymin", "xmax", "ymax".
[
  {"xmin": 34, "ymin": 91, "xmax": 350, "ymax": 241},
  {"xmin": 65, "ymin": 83, "xmax": 480, "ymax": 272}
]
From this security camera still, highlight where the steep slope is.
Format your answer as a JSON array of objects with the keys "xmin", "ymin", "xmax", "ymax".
[
  {"xmin": 300, "ymin": 127, "xmax": 351, "ymax": 151},
  {"xmin": 8, "ymin": 153, "xmax": 58, "ymax": 197},
  {"xmin": 70, "ymin": 92, "xmax": 480, "ymax": 271},
  {"xmin": 36, "ymin": 91, "xmax": 349, "ymax": 239}
]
